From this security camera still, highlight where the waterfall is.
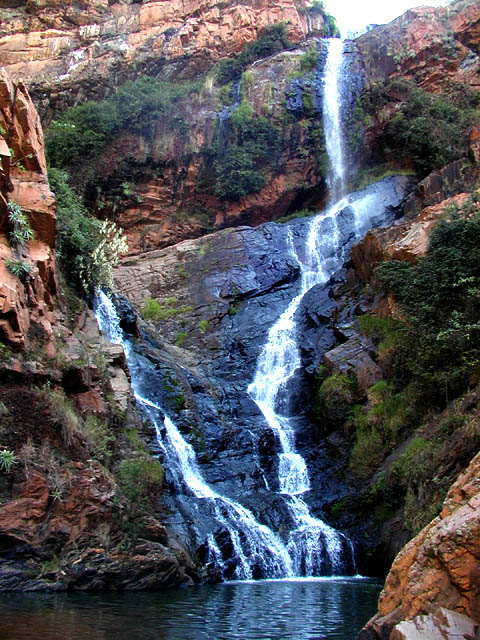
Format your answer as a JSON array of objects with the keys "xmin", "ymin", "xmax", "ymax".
[
  {"xmin": 323, "ymin": 38, "xmax": 346, "ymax": 202},
  {"xmin": 247, "ymin": 38, "xmax": 358, "ymax": 575},
  {"xmin": 248, "ymin": 200, "xmax": 353, "ymax": 575},
  {"xmin": 94, "ymin": 292, "xmax": 293, "ymax": 580},
  {"xmin": 92, "ymin": 37, "xmax": 402, "ymax": 581}
]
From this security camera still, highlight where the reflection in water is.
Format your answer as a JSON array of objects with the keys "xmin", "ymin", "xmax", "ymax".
[{"xmin": 0, "ymin": 578, "xmax": 381, "ymax": 640}]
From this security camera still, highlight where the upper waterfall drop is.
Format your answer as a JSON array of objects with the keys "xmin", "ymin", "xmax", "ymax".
[{"xmin": 323, "ymin": 38, "xmax": 346, "ymax": 202}]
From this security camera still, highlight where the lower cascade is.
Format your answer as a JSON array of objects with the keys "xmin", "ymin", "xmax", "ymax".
[
  {"xmin": 247, "ymin": 194, "xmax": 394, "ymax": 577},
  {"xmin": 94, "ymin": 292, "xmax": 293, "ymax": 580},
  {"xmin": 94, "ymin": 178, "xmax": 402, "ymax": 580}
]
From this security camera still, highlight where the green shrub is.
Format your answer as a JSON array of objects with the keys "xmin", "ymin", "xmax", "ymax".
[
  {"xmin": 84, "ymin": 414, "xmax": 113, "ymax": 463},
  {"xmin": 6, "ymin": 258, "xmax": 33, "ymax": 279},
  {"xmin": 388, "ymin": 437, "xmax": 431, "ymax": 486},
  {"xmin": 349, "ymin": 425, "xmax": 383, "ymax": 478},
  {"xmin": 377, "ymin": 200, "xmax": 480, "ymax": 405},
  {"xmin": 141, "ymin": 298, "xmax": 163, "ymax": 322},
  {"xmin": 216, "ymin": 24, "xmax": 293, "ymax": 85},
  {"xmin": 296, "ymin": 1, "xmax": 339, "ymax": 36},
  {"xmin": 299, "ymin": 46, "xmax": 318, "ymax": 74},
  {"xmin": 7, "ymin": 200, "xmax": 34, "ymax": 247},
  {"xmin": 126, "ymin": 428, "xmax": 148, "ymax": 453},
  {"xmin": 314, "ymin": 373, "xmax": 356, "ymax": 431},
  {"xmin": 48, "ymin": 168, "xmax": 127, "ymax": 293},
  {"xmin": 362, "ymin": 79, "xmax": 480, "ymax": 177},
  {"xmin": 46, "ymin": 77, "xmax": 200, "ymax": 169},
  {"xmin": 140, "ymin": 296, "xmax": 192, "ymax": 323},
  {"xmin": 403, "ymin": 485, "xmax": 442, "ymax": 535},
  {"xmin": 117, "ymin": 457, "xmax": 164, "ymax": 508},
  {"xmin": 175, "ymin": 331, "xmax": 188, "ymax": 347},
  {"xmin": 213, "ymin": 100, "xmax": 281, "ymax": 200},
  {"xmin": 0, "ymin": 449, "xmax": 18, "ymax": 472}
]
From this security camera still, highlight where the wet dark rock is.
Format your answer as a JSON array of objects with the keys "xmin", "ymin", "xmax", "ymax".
[
  {"xmin": 113, "ymin": 173, "xmax": 412, "ymax": 577},
  {"xmin": 112, "ymin": 293, "xmax": 139, "ymax": 336}
]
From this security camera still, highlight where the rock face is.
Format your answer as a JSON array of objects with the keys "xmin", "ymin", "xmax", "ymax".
[
  {"xmin": 53, "ymin": 37, "xmax": 366, "ymax": 256},
  {"xmin": 357, "ymin": 451, "xmax": 480, "ymax": 639},
  {"xmin": 0, "ymin": 0, "xmax": 314, "ymax": 118},
  {"xmin": 0, "ymin": 71, "xmax": 199, "ymax": 592},
  {"xmin": 0, "ymin": 69, "xmax": 57, "ymax": 353},
  {"xmin": 350, "ymin": 159, "xmax": 479, "ymax": 283},
  {"xmin": 0, "ymin": 303, "xmax": 199, "ymax": 592},
  {"xmin": 112, "ymin": 175, "xmax": 410, "ymax": 571},
  {"xmin": 390, "ymin": 608, "xmax": 479, "ymax": 640},
  {"xmin": 357, "ymin": 1, "xmax": 480, "ymax": 92}
]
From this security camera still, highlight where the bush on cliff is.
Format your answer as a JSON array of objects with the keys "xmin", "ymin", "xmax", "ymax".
[
  {"xmin": 361, "ymin": 79, "xmax": 480, "ymax": 177},
  {"xmin": 216, "ymin": 24, "xmax": 294, "ymax": 85},
  {"xmin": 377, "ymin": 196, "xmax": 480, "ymax": 406},
  {"xmin": 46, "ymin": 77, "xmax": 200, "ymax": 170},
  {"xmin": 213, "ymin": 101, "xmax": 281, "ymax": 199},
  {"xmin": 346, "ymin": 197, "xmax": 480, "ymax": 534},
  {"xmin": 48, "ymin": 168, "xmax": 127, "ymax": 293}
]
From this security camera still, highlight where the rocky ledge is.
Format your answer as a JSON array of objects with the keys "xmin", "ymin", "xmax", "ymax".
[
  {"xmin": 0, "ymin": 0, "xmax": 317, "ymax": 118},
  {"xmin": 357, "ymin": 450, "xmax": 480, "ymax": 639}
]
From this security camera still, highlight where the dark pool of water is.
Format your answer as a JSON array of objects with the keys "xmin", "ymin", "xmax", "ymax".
[{"xmin": 0, "ymin": 577, "xmax": 381, "ymax": 640}]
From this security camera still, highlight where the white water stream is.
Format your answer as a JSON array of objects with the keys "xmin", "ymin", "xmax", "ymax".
[
  {"xmin": 247, "ymin": 38, "xmax": 358, "ymax": 574},
  {"xmin": 94, "ymin": 292, "xmax": 293, "ymax": 580},
  {"xmin": 323, "ymin": 38, "xmax": 346, "ymax": 202},
  {"xmin": 93, "ymin": 38, "xmax": 392, "ymax": 579}
]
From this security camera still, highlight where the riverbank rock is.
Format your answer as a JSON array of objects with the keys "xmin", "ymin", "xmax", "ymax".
[
  {"xmin": 357, "ymin": 451, "xmax": 480, "ymax": 639},
  {"xmin": 390, "ymin": 608, "xmax": 480, "ymax": 640}
]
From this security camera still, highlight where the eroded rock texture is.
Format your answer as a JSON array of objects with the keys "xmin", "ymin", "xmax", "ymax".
[
  {"xmin": 0, "ymin": 0, "xmax": 316, "ymax": 117},
  {"xmin": 0, "ymin": 69, "xmax": 57, "ymax": 353},
  {"xmin": 357, "ymin": 1, "xmax": 480, "ymax": 91},
  {"xmin": 357, "ymin": 452, "xmax": 480, "ymax": 639}
]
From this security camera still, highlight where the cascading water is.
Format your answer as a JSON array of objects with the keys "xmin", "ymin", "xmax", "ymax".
[
  {"xmin": 94, "ymin": 292, "xmax": 293, "ymax": 580},
  {"xmin": 323, "ymin": 38, "xmax": 346, "ymax": 202},
  {"xmin": 92, "ymin": 37, "xmax": 404, "ymax": 581},
  {"xmin": 247, "ymin": 38, "xmax": 359, "ymax": 575}
]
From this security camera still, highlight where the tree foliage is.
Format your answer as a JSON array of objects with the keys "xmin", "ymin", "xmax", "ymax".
[
  {"xmin": 377, "ymin": 195, "xmax": 480, "ymax": 403},
  {"xmin": 49, "ymin": 168, "xmax": 127, "ymax": 293},
  {"xmin": 216, "ymin": 24, "xmax": 294, "ymax": 85},
  {"xmin": 46, "ymin": 78, "xmax": 200, "ymax": 169},
  {"xmin": 213, "ymin": 101, "xmax": 281, "ymax": 200},
  {"xmin": 363, "ymin": 79, "xmax": 480, "ymax": 177}
]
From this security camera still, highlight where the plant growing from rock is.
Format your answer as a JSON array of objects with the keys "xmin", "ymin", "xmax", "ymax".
[
  {"xmin": 5, "ymin": 200, "xmax": 34, "ymax": 278},
  {"xmin": 8, "ymin": 201, "xmax": 34, "ymax": 246},
  {"xmin": 6, "ymin": 258, "xmax": 33, "ymax": 279},
  {"xmin": 48, "ymin": 168, "xmax": 128, "ymax": 293},
  {"xmin": 0, "ymin": 448, "xmax": 18, "ymax": 472}
]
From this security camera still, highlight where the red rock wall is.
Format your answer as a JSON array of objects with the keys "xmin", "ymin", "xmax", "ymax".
[
  {"xmin": 357, "ymin": 1, "xmax": 480, "ymax": 92},
  {"xmin": 357, "ymin": 450, "xmax": 480, "ymax": 639},
  {"xmin": 0, "ymin": 69, "xmax": 57, "ymax": 353},
  {"xmin": 0, "ymin": 0, "xmax": 313, "ymax": 117}
]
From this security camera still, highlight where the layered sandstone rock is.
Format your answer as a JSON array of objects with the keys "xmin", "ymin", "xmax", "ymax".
[
  {"xmin": 0, "ymin": 69, "xmax": 57, "ymax": 353},
  {"xmin": 350, "ymin": 155, "xmax": 480, "ymax": 284},
  {"xmin": 357, "ymin": 0, "xmax": 480, "ymax": 92},
  {"xmin": 357, "ymin": 451, "xmax": 480, "ymax": 639},
  {"xmin": 0, "ymin": 0, "xmax": 315, "ymax": 117}
]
